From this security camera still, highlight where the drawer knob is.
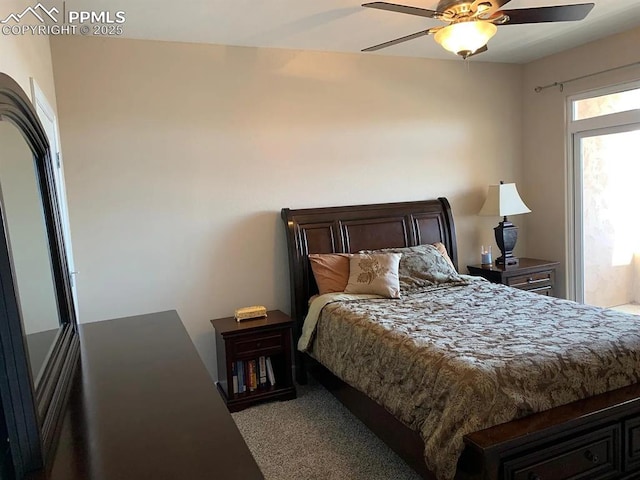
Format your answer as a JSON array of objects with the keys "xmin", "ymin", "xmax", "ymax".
[
  {"xmin": 528, "ymin": 277, "xmax": 534, "ymax": 283},
  {"xmin": 256, "ymin": 342, "xmax": 262, "ymax": 348},
  {"xmin": 528, "ymin": 473, "xmax": 541, "ymax": 480},
  {"xmin": 584, "ymin": 450, "xmax": 599, "ymax": 463}
]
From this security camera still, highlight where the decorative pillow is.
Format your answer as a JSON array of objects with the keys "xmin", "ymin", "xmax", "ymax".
[
  {"xmin": 344, "ymin": 253, "xmax": 401, "ymax": 298},
  {"xmin": 431, "ymin": 242, "xmax": 456, "ymax": 270},
  {"xmin": 308, "ymin": 253, "xmax": 352, "ymax": 295},
  {"xmin": 361, "ymin": 244, "xmax": 464, "ymax": 292}
]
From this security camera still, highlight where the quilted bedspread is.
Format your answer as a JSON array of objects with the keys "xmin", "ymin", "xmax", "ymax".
[{"xmin": 303, "ymin": 278, "xmax": 640, "ymax": 480}]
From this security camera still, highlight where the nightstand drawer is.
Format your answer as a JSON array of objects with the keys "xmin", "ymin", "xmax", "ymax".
[
  {"xmin": 507, "ymin": 271, "xmax": 553, "ymax": 290},
  {"xmin": 528, "ymin": 285, "xmax": 553, "ymax": 296},
  {"xmin": 467, "ymin": 259, "xmax": 559, "ymax": 298},
  {"xmin": 232, "ymin": 332, "xmax": 283, "ymax": 357}
]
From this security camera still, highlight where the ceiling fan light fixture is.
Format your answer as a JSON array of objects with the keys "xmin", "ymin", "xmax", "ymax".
[
  {"xmin": 476, "ymin": 2, "xmax": 492, "ymax": 13},
  {"xmin": 433, "ymin": 21, "xmax": 497, "ymax": 58}
]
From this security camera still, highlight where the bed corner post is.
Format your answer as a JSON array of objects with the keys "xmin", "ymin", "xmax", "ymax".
[
  {"xmin": 281, "ymin": 208, "xmax": 308, "ymax": 385},
  {"xmin": 295, "ymin": 354, "xmax": 308, "ymax": 385},
  {"xmin": 438, "ymin": 197, "xmax": 459, "ymax": 272}
]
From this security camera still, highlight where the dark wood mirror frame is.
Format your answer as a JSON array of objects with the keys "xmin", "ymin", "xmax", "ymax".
[{"xmin": 0, "ymin": 73, "xmax": 79, "ymax": 478}]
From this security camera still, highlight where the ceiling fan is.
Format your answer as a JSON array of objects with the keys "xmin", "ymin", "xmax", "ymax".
[{"xmin": 362, "ymin": 0, "xmax": 595, "ymax": 59}]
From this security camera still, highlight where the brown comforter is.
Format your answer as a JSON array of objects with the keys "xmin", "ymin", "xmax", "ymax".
[{"xmin": 305, "ymin": 279, "xmax": 640, "ymax": 480}]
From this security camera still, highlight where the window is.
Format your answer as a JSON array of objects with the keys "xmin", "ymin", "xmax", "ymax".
[{"xmin": 572, "ymin": 86, "xmax": 640, "ymax": 121}]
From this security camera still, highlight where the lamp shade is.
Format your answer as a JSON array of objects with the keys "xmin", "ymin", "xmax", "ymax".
[
  {"xmin": 434, "ymin": 21, "xmax": 497, "ymax": 57},
  {"xmin": 479, "ymin": 183, "xmax": 531, "ymax": 217}
]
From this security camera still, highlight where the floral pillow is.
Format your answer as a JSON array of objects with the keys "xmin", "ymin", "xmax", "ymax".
[
  {"xmin": 344, "ymin": 253, "xmax": 401, "ymax": 298},
  {"xmin": 362, "ymin": 244, "xmax": 465, "ymax": 292}
]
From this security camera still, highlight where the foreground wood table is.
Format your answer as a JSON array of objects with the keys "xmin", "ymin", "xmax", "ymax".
[{"xmin": 31, "ymin": 311, "xmax": 263, "ymax": 480}]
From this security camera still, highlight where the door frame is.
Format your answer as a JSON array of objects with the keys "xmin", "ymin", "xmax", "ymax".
[{"xmin": 29, "ymin": 78, "xmax": 79, "ymax": 318}]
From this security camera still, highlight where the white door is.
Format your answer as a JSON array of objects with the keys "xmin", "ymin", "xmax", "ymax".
[
  {"xmin": 30, "ymin": 78, "xmax": 79, "ymax": 319},
  {"xmin": 567, "ymin": 82, "xmax": 640, "ymax": 304},
  {"xmin": 572, "ymin": 124, "xmax": 640, "ymax": 306}
]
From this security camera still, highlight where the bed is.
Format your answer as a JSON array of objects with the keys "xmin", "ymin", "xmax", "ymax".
[{"xmin": 281, "ymin": 198, "xmax": 640, "ymax": 480}]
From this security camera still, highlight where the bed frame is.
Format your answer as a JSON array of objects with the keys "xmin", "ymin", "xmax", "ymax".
[{"xmin": 281, "ymin": 198, "xmax": 640, "ymax": 480}]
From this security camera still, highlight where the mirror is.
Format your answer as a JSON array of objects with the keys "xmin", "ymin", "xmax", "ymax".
[
  {"xmin": 0, "ymin": 73, "xmax": 79, "ymax": 478},
  {"xmin": 0, "ymin": 121, "xmax": 62, "ymax": 388}
]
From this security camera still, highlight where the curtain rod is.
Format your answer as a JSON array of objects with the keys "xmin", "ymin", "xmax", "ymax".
[{"xmin": 534, "ymin": 60, "xmax": 640, "ymax": 93}]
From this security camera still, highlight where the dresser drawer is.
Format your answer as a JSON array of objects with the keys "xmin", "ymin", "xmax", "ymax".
[
  {"xmin": 624, "ymin": 416, "xmax": 640, "ymax": 471},
  {"xmin": 507, "ymin": 270, "xmax": 553, "ymax": 290},
  {"xmin": 504, "ymin": 424, "xmax": 620, "ymax": 480},
  {"xmin": 231, "ymin": 331, "xmax": 284, "ymax": 358}
]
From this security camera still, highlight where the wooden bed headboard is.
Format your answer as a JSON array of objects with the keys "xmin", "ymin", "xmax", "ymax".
[{"xmin": 281, "ymin": 197, "xmax": 457, "ymax": 342}]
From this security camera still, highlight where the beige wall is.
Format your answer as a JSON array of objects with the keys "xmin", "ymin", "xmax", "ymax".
[
  {"xmin": 0, "ymin": 1, "xmax": 57, "ymax": 111},
  {"xmin": 522, "ymin": 26, "xmax": 640, "ymax": 298},
  {"xmin": 50, "ymin": 36, "xmax": 523, "ymax": 378},
  {"xmin": 635, "ymin": 255, "xmax": 640, "ymax": 303}
]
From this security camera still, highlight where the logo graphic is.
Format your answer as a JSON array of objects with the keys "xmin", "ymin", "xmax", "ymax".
[
  {"xmin": 1, "ymin": 3, "xmax": 125, "ymax": 36},
  {"xmin": 1, "ymin": 3, "xmax": 59, "ymax": 24}
]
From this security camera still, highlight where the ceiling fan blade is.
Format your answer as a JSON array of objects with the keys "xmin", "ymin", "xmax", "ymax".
[
  {"xmin": 500, "ymin": 3, "xmax": 594, "ymax": 25},
  {"xmin": 362, "ymin": 2, "xmax": 438, "ymax": 18},
  {"xmin": 492, "ymin": 0, "xmax": 512, "ymax": 8},
  {"xmin": 362, "ymin": 29, "xmax": 430, "ymax": 52}
]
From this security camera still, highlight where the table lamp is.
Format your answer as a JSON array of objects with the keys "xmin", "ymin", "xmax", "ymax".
[{"xmin": 479, "ymin": 181, "xmax": 531, "ymax": 266}]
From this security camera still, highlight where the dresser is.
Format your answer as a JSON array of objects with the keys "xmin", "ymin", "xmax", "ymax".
[
  {"xmin": 31, "ymin": 311, "xmax": 263, "ymax": 480},
  {"xmin": 467, "ymin": 258, "xmax": 560, "ymax": 296}
]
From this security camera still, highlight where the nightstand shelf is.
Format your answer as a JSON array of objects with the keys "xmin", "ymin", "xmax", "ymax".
[
  {"xmin": 467, "ymin": 258, "xmax": 559, "ymax": 297},
  {"xmin": 211, "ymin": 310, "xmax": 296, "ymax": 412}
]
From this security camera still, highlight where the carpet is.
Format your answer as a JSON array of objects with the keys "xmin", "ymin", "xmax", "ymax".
[{"xmin": 231, "ymin": 379, "xmax": 422, "ymax": 480}]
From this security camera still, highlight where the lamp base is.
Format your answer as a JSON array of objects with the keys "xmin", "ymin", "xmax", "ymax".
[
  {"xmin": 495, "ymin": 256, "xmax": 519, "ymax": 267},
  {"xmin": 493, "ymin": 220, "xmax": 519, "ymax": 267}
]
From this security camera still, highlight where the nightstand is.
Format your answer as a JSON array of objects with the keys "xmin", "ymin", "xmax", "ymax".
[
  {"xmin": 467, "ymin": 258, "xmax": 560, "ymax": 297},
  {"xmin": 210, "ymin": 310, "xmax": 296, "ymax": 412}
]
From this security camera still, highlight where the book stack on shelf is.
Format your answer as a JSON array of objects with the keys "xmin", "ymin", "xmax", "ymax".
[{"xmin": 232, "ymin": 355, "xmax": 277, "ymax": 395}]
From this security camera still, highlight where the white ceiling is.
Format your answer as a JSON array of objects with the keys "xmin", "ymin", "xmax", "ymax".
[{"xmin": 57, "ymin": 0, "xmax": 640, "ymax": 63}]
